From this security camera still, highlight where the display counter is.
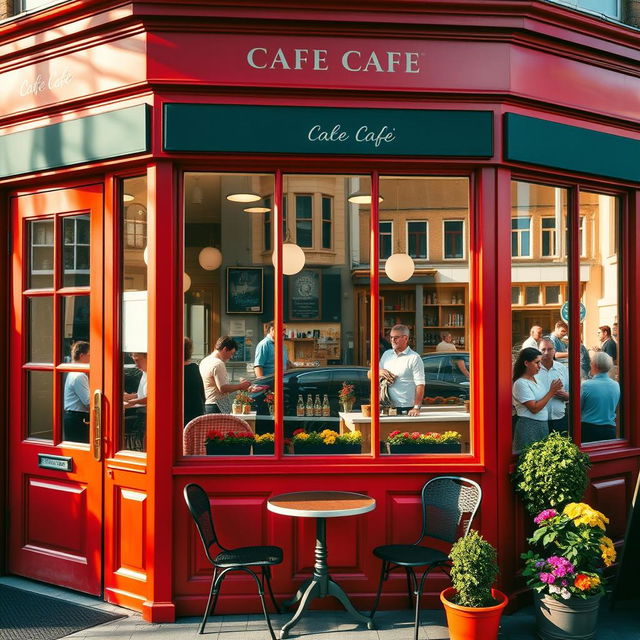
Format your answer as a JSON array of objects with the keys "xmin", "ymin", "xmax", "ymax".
[{"xmin": 339, "ymin": 408, "xmax": 470, "ymax": 453}]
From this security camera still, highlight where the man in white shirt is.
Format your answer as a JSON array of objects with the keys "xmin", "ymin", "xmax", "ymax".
[
  {"xmin": 200, "ymin": 336, "xmax": 251, "ymax": 413},
  {"xmin": 522, "ymin": 325, "xmax": 543, "ymax": 350},
  {"xmin": 63, "ymin": 341, "xmax": 90, "ymax": 443},
  {"xmin": 536, "ymin": 338, "xmax": 569, "ymax": 433},
  {"xmin": 378, "ymin": 324, "xmax": 425, "ymax": 416}
]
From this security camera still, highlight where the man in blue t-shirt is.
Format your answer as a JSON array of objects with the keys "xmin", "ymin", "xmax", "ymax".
[
  {"xmin": 580, "ymin": 351, "xmax": 620, "ymax": 443},
  {"xmin": 254, "ymin": 321, "xmax": 291, "ymax": 378}
]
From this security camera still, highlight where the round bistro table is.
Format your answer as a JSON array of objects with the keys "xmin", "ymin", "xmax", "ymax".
[{"xmin": 267, "ymin": 490, "xmax": 376, "ymax": 639}]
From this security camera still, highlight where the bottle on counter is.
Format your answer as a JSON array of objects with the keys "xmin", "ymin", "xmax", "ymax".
[
  {"xmin": 314, "ymin": 394, "xmax": 322, "ymax": 417},
  {"xmin": 322, "ymin": 394, "xmax": 330, "ymax": 417},
  {"xmin": 306, "ymin": 394, "xmax": 314, "ymax": 417},
  {"xmin": 296, "ymin": 395, "xmax": 305, "ymax": 417}
]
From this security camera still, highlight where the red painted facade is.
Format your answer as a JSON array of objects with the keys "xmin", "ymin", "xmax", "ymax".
[{"xmin": 1, "ymin": 0, "xmax": 639, "ymax": 623}]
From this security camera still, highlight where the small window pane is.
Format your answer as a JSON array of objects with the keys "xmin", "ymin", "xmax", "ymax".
[
  {"xmin": 379, "ymin": 222, "xmax": 392, "ymax": 259},
  {"xmin": 525, "ymin": 286, "xmax": 540, "ymax": 305},
  {"xmin": 28, "ymin": 297, "xmax": 53, "ymax": 363},
  {"xmin": 295, "ymin": 195, "xmax": 313, "ymax": 248},
  {"xmin": 27, "ymin": 370, "xmax": 53, "ymax": 440},
  {"xmin": 545, "ymin": 286, "xmax": 560, "ymax": 305},
  {"xmin": 62, "ymin": 215, "xmax": 90, "ymax": 287},
  {"xmin": 62, "ymin": 371, "xmax": 90, "ymax": 444},
  {"xmin": 444, "ymin": 220, "xmax": 464, "ymax": 259},
  {"xmin": 61, "ymin": 296, "xmax": 90, "ymax": 363},
  {"xmin": 28, "ymin": 220, "xmax": 54, "ymax": 288},
  {"xmin": 511, "ymin": 287, "xmax": 520, "ymax": 305}
]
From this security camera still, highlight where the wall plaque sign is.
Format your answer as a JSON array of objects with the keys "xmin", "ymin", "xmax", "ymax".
[
  {"xmin": 38, "ymin": 454, "xmax": 73, "ymax": 472},
  {"xmin": 164, "ymin": 104, "xmax": 493, "ymax": 157}
]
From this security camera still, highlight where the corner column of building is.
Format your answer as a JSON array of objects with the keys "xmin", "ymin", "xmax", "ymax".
[{"xmin": 143, "ymin": 161, "xmax": 178, "ymax": 622}]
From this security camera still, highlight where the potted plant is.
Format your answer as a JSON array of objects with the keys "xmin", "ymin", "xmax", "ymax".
[
  {"xmin": 440, "ymin": 530, "xmax": 508, "ymax": 640},
  {"xmin": 522, "ymin": 503, "xmax": 615, "ymax": 640},
  {"xmin": 264, "ymin": 389, "xmax": 275, "ymax": 415},
  {"xmin": 338, "ymin": 382, "xmax": 355, "ymax": 413},
  {"xmin": 512, "ymin": 432, "xmax": 591, "ymax": 515},
  {"xmin": 232, "ymin": 390, "xmax": 253, "ymax": 415},
  {"xmin": 253, "ymin": 432, "xmax": 274, "ymax": 455},
  {"xmin": 386, "ymin": 430, "xmax": 462, "ymax": 454},
  {"xmin": 204, "ymin": 429, "xmax": 254, "ymax": 455},
  {"xmin": 291, "ymin": 428, "xmax": 362, "ymax": 454}
]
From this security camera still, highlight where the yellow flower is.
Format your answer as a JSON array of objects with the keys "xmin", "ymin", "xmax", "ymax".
[
  {"xmin": 256, "ymin": 433, "xmax": 274, "ymax": 443},
  {"xmin": 296, "ymin": 432, "xmax": 309, "ymax": 441},
  {"xmin": 320, "ymin": 429, "xmax": 339, "ymax": 439},
  {"xmin": 323, "ymin": 435, "xmax": 337, "ymax": 445},
  {"xmin": 600, "ymin": 536, "xmax": 616, "ymax": 567},
  {"xmin": 563, "ymin": 503, "xmax": 609, "ymax": 530},
  {"xmin": 589, "ymin": 574, "xmax": 601, "ymax": 588}
]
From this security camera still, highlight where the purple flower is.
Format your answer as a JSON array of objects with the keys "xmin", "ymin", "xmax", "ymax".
[
  {"xmin": 535, "ymin": 561, "xmax": 545, "ymax": 569},
  {"xmin": 547, "ymin": 556, "xmax": 574, "ymax": 575},
  {"xmin": 534, "ymin": 509, "xmax": 558, "ymax": 525},
  {"xmin": 539, "ymin": 572, "xmax": 556, "ymax": 584}
]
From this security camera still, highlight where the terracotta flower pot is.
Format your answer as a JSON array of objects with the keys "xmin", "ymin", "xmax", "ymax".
[{"xmin": 440, "ymin": 587, "xmax": 508, "ymax": 640}]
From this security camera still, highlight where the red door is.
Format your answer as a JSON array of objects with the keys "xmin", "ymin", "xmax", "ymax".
[{"xmin": 8, "ymin": 184, "xmax": 104, "ymax": 595}]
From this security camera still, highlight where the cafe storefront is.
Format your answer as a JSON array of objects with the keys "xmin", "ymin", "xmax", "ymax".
[{"xmin": 1, "ymin": 0, "xmax": 639, "ymax": 622}]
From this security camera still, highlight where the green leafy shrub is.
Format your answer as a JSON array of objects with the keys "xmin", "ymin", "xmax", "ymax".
[
  {"xmin": 512, "ymin": 432, "xmax": 591, "ymax": 516},
  {"xmin": 449, "ymin": 530, "xmax": 499, "ymax": 608}
]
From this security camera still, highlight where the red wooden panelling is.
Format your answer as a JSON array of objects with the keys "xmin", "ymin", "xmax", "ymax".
[
  {"xmin": 591, "ymin": 476, "xmax": 632, "ymax": 541},
  {"xmin": 116, "ymin": 487, "xmax": 147, "ymax": 576},
  {"xmin": 26, "ymin": 477, "xmax": 87, "ymax": 556}
]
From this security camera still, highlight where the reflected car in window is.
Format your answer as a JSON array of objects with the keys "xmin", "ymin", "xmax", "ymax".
[{"xmin": 421, "ymin": 351, "xmax": 470, "ymax": 401}]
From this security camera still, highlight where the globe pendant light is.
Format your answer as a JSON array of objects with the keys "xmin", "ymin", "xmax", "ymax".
[
  {"xmin": 385, "ymin": 252, "xmax": 415, "ymax": 282},
  {"xmin": 272, "ymin": 228, "xmax": 305, "ymax": 275},
  {"xmin": 198, "ymin": 246, "xmax": 222, "ymax": 271},
  {"xmin": 183, "ymin": 272, "xmax": 192, "ymax": 292}
]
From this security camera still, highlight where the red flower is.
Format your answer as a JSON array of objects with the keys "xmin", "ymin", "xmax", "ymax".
[
  {"xmin": 574, "ymin": 574, "xmax": 591, "ymax": 591},
  {"xmin": 292, "ymin": 428, "xmax": 305, "ymax": 436},
  {"xmin": 389, "ymin": 430, "xmax": 401, "ymax": 438}
]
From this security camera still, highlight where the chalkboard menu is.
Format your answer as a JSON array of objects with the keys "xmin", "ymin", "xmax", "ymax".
[{"xmin": 289, "ymin": 269, "xmax": 321, "ymax": 320}]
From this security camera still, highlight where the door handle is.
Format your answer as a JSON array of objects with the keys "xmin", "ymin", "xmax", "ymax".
[{"xmin": 92, "ymin": 389, "xmax": 103, "ymax": 461}]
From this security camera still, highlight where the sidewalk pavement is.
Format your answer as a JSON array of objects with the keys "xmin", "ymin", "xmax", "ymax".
[{"xmin": 2, "ymin": 576, "xmax": 639, "ymax": 639}]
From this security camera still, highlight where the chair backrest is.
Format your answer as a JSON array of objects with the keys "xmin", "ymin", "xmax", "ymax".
[
  {"xmin": 183, "ymin": 414, "xmax": 253, "ymax": 455},
  {"xmin": 418, "ymin": 476, "xmax": 482, "ymax": 544},
  {"xmin": 183, "ymin": 483, "xmax": 223, "ymax": 561}
]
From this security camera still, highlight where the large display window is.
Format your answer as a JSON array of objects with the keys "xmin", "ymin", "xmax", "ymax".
[{"xmin": 181, "ymin": 172, "xmax": 473, "ymax": 458}]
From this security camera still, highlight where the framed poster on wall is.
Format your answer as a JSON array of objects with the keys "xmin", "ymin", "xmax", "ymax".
[
  {"xmin": 289, "ymin": 269, "xmax": 321, "ymax": 320},
  {"xmin": 227, "ymin": 267, "xmax": 263, "ymax": 313}
]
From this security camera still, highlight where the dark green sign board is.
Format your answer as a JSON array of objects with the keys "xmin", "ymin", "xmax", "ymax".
[
  {"xmin": 0, "ymin": 104, "xmax": 150, "ymax": 179},
  {"xmin": 505, "ymin": 113, "xmax": 640, "ymax": 183},
  {"xmin": 164, "ymin": 104, "xmax": 493, "ymax": 157}
]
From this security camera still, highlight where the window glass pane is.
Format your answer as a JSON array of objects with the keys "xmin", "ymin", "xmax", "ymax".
[
  {"xmin": 62, "ymin": 215, "xmax": 90, "ymax": 287},
  {"xmin": 121, "ymin": 176, "xmax": 148, "ymax": 452},
  {"xmin": 27, "ymin": 370, "xmax": 53, "ymax": 440},
  {"xmin": 322, "ymin": 196, "xmax": 332, "ymax": 249},
  {"xmin": 581, "ymin": 192, "xmax": 620, "ymax": 444},
  {"xmin": 28, "ymin": 219, "xmax": 54, "ymax": 288},
  {"xmin": 62, "ymin": 369, "xmax": 90, "ymax": 444},
  {"xmin": 511, "ymin": 181, "xmax": 569, "ymax": 453},
  {"xmin": 444, "ymin": 220, "xmax": 464, "ymax": 259},
  {"xmin": 61, "ymin": 296, "xmax": 90, "ymax": 363},
  {"xmin": 28, "ymin": 296, "xmax": 53, "ymax": 363},
  {"xmin": 379, "ymin": 176, "xmax": 471, "ymax": 456},
  {"xmin": 183, "ymin": 173, "xmax": 275, "ymax": 456},
  {"xmin": 295, "ymin": 195, "xmax": 313, "ymax": 248},
  {"xmin": 379, "ymin": 221, "xmax": 392, "ymax": 259}
]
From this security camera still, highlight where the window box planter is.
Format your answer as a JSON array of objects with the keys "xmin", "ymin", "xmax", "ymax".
[
  {"xmin": 293, "ymin": 443, "xmax": 362, "ymax": 455},
  {"xmin": 388, "ymin": 443, "xmax": 462, "ymax": 454},
  {"xmin": 253, "ymin": 442, "xmax": 275, "ymax": 455},
  {"xmin": 205, "ymin": 442, "xmax": 252, "ymax": 456}
]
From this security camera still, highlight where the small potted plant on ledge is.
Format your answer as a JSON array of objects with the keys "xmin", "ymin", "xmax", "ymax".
[
  {"xmin": 338, "ymin": 382, "xmax": 355, "ymax": 413},
  {"xmin": 440, "ymin": 530, "xmax": 508, "ymax": 640},
  {"xmin": 253, "ymin": 432, "xmax": 274, "ymax": 455},
  {"xmin": 232, "ymin": 390, "xmax": 253, "ymax": 415},
  {"xmin": 522, "ymin": 502, "xmax": 615, "ymax": 640},
  {"xmin": 264, "ymin": 389, "xmax": 275, "ymax": 415},
  {"xmin": 291, "ymin": 428, "xmax": 362, "ymax": 454},
  {"xmin": 385, "ymin": 430, "xmax": 462, "ymax": 454},
  {"xmin": 205, "ymin": 429, "xmax": 254, "ymax": 455}
]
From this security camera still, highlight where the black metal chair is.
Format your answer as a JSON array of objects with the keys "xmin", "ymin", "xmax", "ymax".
[
  {"xmin": 183, "ymin": 483, "xmax": 283, "ymax": 637},
  {"xmin": 370, "ymin": 476, "xmax": 482, "ymax": 640}
]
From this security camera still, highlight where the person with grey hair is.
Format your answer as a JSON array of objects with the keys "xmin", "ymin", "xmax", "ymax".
[
  {"xmin": 580, "ymin": 351, "xmax": 620, "ymax": 442},
  {"xmin": 378, "ymin": 324, "xmax": 425, "ymax": 416},
  {"xmin": 537, "ymin": 338, "xmax": 569, "ymax": 433},
  {"xmin": 522, "ymin": 325, "xmax": 543, "ymax": 350},
  {"xmin": 436, "ymin": 331, "xmax": 457, "ymax": 352}
]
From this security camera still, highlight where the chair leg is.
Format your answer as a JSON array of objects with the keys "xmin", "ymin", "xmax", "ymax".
[
  {"xmin": 369, "ymin": 560, "xmax": 389, "ymax": 619},
  {"xmin": 263, "ymin": 566, "xmax": 281, "ymax": 613},
  {"xmin": 406, "ymin": 567, "xmax": 417, "ymax": 610},
  {"xmin": 413, "ymin": 569, "xmax": 432, "ymax": 640},
  {"xmin": 199, "ymin": 567, "xmax": 218, "ymax": 635},
  {"xmin": 238, "ymin": 567, "xmax": 278, "ymax": 640}
]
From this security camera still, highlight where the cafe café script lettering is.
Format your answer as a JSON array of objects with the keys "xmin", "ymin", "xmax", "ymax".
[
  {"xmin": 19, "ymin": 67, "xmax": 74, "ymax": 97},
  {"xmin": 247, "ymin": 47, "xmax": 420, "ymax": 74},
  {"xmin": 308, "ymin": 124, "xmax": 396, "ymax": 148}
]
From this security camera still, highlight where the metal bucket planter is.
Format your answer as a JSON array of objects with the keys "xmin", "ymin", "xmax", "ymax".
[{"xmin": 533, "ymin": 591, "xmax": 601, "ymax": 640}]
